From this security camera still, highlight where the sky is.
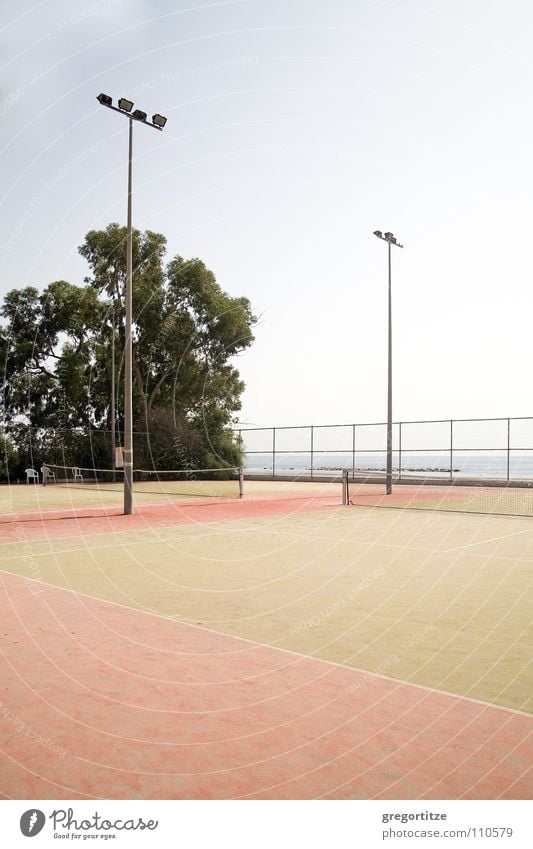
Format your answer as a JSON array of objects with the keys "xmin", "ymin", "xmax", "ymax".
[{"xmin": 1, "ymin": 0, "xmax": 533, "ymax": 431}]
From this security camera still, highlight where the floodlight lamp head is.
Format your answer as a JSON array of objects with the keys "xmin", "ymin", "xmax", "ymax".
[
  {"xmin": 118, "ymin": 97, "xmax": 134, "ymax": 112},
  {"xmin": 373, "ymin": 230, "xmax": 383, "ymax": 238},
  {"xmin": 97, "ymin": 93, "xmax": 112, "ymax": 106},
  {"xmin": 132, "ymin": 109, "xmax": 147, "ymax": 122},
  {"xmin": 384, "ymin": 232, "xmax": 394, "ymax": 241},
  {"xmin": 152, "ymin": 113, "xmax": 167, "ymax": 128}
]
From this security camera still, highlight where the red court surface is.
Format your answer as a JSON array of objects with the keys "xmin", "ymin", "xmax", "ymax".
[
  {"xmin": 0, "ymin": 493, "xmax": 341, "ymax": 541},
  {"xmin": 1, "ymin": 571, "xmax": 531, "ymax": 800}
]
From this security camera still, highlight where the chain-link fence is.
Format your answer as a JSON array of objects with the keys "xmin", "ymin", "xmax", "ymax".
[
  {"xmin": 237, "ymin": 417, "xmax": 533, "ymax": 483},
  {"xmin": 0, "ymin": 425, "xmax": 240, "ymax": 482}
]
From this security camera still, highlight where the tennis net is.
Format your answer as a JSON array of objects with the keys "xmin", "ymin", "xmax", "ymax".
[
  {"xmin": 342, "ymin": 470, "xmax": 533, "ymax": 516},
  {"xmin": 44, "ymin": 464, "xmax": 244, "ymax": 500}
]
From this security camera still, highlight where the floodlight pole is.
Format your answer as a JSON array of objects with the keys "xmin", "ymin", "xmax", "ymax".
[
  {"xmin": 124, "ymin": 116, "xmax": 133, "ymax": 513},
  {"xmin": 373, "ymin": 230, "xmax": 404, "ymax": 495},
  {"xmin": 387, "ymin": 240, "xmax": 392, "ymax": 496},
  {"xmin": 111, "ymin": 304, "xmax": 116, "ymax": 481},
  {"xmin": 96, "ymin": 94, "xmax": 166, "ymax": 515}
]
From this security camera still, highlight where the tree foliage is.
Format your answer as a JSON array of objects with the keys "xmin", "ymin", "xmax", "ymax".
[{"xmin": 1, "ymin": 224, "xmax": 255, "ymax": 478}]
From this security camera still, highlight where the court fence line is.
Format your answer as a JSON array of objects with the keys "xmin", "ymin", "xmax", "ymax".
[{"xmin": 235, "ymin": 416, "xmax": 533, "ymax": 484}]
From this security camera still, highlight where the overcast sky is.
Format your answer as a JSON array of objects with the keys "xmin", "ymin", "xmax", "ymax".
[{"xmin": 1, "ymin": 0, "xmax": 532, "ymax": 430}]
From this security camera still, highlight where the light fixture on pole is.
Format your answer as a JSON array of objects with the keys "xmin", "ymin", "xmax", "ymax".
[
  {"xmin": 96, "ymin": 93, "xmax": 167, "ymax": 515},
  {"xmin": 373, "ymin": 229, "xmax": 404, "ymax": 496}
]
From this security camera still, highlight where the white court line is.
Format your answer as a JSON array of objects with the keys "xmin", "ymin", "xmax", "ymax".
[
  {"xmin": 1, "ymin": 569, "xmax": 532, "ymax": 721},
  {"xmin": 441, "ymin": 526, "xmax": 533, "ymax": 553}
]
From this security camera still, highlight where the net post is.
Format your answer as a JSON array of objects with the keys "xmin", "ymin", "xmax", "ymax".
[
  {"xmin": 342, "ymin": 469, "xmax": 348, "ymax": 505},
  {"xmin": 450, "ymin": 420, "xmax": 453, "ymax": 482},
  {"xmin": 507, "ymin": 418, "xmax": 511, "ymax": 482},
  {"xmin": 239, "ymin": 466, "xmax": 244, "ymax": 498},
  {"xmin": 398, "ymin": 421, "xmax": 402, "ymax": 480}
]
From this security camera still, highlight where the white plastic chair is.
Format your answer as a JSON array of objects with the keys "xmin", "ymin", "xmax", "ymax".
[
  {"xmin": 72, "ymin": 467, "xmax": 83, "ymax": 483},
  {"xmin": 25, "ymin": 468, "xmax": 39, "ymax": 484},
  {"xmin": 41, "ymin": 465, "xmax": 56, "ymax": 485}
]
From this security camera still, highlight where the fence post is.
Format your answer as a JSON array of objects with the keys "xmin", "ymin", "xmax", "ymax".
[
  {"xmin": 310, "ymin": 426, "xmax": 314, "ymax": 478},
  {"xmin": 507, "ymin": 418, "xmax": 511, "ymax": 482},
  {"xmin": 450, "ymin": 420, "xmax": 453, "ymax": 481},
  {"xmin": 272, "ymin": 427, "xmax": 276, "ymax": 477},
  {"xmin": 352, "ymin": 424, "xmax": 356, "ymax": 477},
  {"xmin": 399, "ymin": 421, "xmax": 402, "ymax": 480}
]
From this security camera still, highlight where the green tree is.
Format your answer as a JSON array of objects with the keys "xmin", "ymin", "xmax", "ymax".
[
  {"xmin": 0, "ymin": 224, "xmax": 255, "ymax": 477},
  {"xmin": 1, "ymin": 281, "xmax": 104, "ymax": 429}
]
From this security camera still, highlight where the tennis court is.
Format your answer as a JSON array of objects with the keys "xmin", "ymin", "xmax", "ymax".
[
  {"xmin": 344, "ymin": 475, "xmax": 533, "ymax": 517},
  {"xmin": 0, "ymin": 478, "xmax": 532, "ymax": 799}
]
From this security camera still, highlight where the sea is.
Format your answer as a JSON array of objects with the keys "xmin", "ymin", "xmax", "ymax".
[{"xmin": 243, "ymin": 452, "xmax": 533, "ymax": 481}]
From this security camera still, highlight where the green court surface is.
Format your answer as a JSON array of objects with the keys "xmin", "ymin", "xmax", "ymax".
[
  {"xmin": 0, "ymin": 478, "xmax": 341, "ymax": 513},
  {"xmin": 2, "ymin": 503, "xmax": 532, "ymax": 715}
]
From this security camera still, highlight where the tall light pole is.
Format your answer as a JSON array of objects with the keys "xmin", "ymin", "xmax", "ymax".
[
  {"xmin": 373, "ymin": 230, "xmax": 403, "ymax": 495},
  {"xmin": 111, "ymin": 303, "xmax": 115, "ymax": 480},
  {"xmin": 97, "ymin": 94, "xmax": 167, "ymax": 514}
]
